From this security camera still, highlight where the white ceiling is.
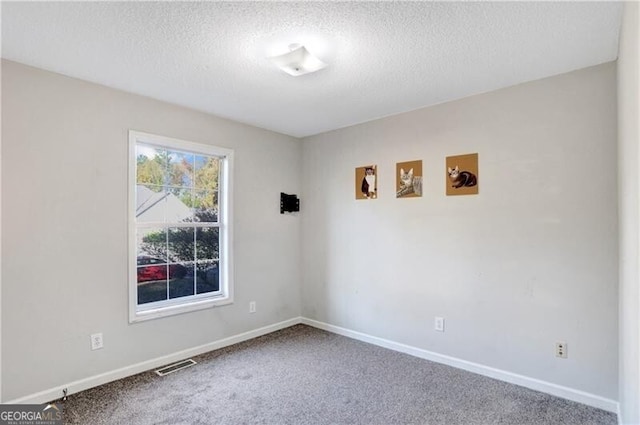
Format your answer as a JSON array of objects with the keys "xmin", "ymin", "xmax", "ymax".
[{"xmin": 1, "ymin": 1, "xmax": 623, "ymax": 138}]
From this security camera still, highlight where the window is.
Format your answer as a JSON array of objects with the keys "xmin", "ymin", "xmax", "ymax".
[{"xmin": 129, "ymin": 131, "xmax": 233, "ymax": 322}]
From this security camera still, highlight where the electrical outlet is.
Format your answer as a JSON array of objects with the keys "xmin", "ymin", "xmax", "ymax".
[
  {"xmin": 249, "ymin": 301, "xmax": 256, "ymax": 314},
  {"xmin": 556, "ymin": 342, "xmax": 568, "ymax": 358},
  {"xmin": 434, "ymin": 317, "xmax": 445, "ymax": 332},
  {"xmin": 91, "ymin": 333, "xmax": 103, "ymax": 351}
]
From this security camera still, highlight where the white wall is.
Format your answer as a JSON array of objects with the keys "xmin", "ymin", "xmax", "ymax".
[
  {"xmin": 1, "ymin": 60, "xmax": 302, "ymax": 401},
  {"xmin": 301, "ymin": 63, "xmax": 618, "ymax": 401},
  {"xmin": 618, "ymin": 2, "xmax": 640, "ymax": 423},
  {"xmin": 0, "ymin": 55, "xmax": 623, "ymax": 408}
]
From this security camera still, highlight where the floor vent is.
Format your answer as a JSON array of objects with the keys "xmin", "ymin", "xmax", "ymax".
[{"xmin": 155, "ymin": 359, "xmax": 197, "ymax": 376}]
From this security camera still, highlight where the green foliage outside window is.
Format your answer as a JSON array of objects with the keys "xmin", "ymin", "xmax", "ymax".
[
  {"xmin": 137, "ymin": 147, "xmax": 221, "ymax": 265},
  {"xmin": 137, "ymin": 149, "xmax": 219, "ymax": 208}
]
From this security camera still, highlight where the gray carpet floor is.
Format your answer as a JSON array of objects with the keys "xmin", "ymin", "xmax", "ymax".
[{"xmin": 61, "ymin": 324, "xmax": 617, "ymax": 425}]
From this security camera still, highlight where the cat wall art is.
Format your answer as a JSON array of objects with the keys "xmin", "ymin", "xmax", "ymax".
[
  {"xmin": 355, "ymin": 165, "xmax": 377, "ymax": 200},
  {"xmin": 446, "ymin": 153, "xmax": 479, "ymax": 196},
  {"xmin": 396, "ymin": 160, "xmax": 423, "ymax": 198}
]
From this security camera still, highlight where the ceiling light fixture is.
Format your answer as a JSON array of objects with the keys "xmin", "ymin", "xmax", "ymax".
[{"xmin": 268, "ymin": 44, "xmax": 327, "ymax": 77}]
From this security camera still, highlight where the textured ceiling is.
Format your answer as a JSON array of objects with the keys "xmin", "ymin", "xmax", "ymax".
[{"xmin": 1, "ymin": 2, "xmax": 623, "ymax": 138}]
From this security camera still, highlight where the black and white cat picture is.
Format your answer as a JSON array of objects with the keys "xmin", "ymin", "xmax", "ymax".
[{"xmin": 361, "ymin": 166, "xmax": 377, "ymax": 199}]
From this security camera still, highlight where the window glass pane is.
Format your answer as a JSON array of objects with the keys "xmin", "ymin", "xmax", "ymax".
[
  {"xmin": 166, "ymin": 188, "xmax": 193, "ymax": 223},
  {"xmin": 196, "ymin": 261, "xmax": 219, "ymax": 294},
  {"xmin": 169, "ymin": 262, "xmax": 195, "ymax": 299},
  {"xmin": 136, "ymin": 185, "xmax": 166, "ymax": 223},
  {"xmin": 196, "ymin": 227, "xmax": 219, "ymax": 260},
  {"xmin": 136, "ymin": 145, "xmax": 168, "ymax": 186},
  {"xmin": 167, "ymin": 150, "xmax": 194, "ymax": 188},
  {"xmin": 194, "ymin": 190, "xmax": 218, "ymax": 222},
  {"xmin": 137, "ymin": 228, "xmax": 167, "ymax": 261},
  {"xmin": 131, "ymin": 133, "xmax": 232, "ymax": 321},
  {"xmin": 194, "ymin": 155, "xmax": 219, "ymax": 191},
  {"xmin": 167, "ymin": 227, "xmax": 195, "ymax": 263},
  {"xmin": 137, "ymin": 265, "xmax": 168, "ymax": 305}
]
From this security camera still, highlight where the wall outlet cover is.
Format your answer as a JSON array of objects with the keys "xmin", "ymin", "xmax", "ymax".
[
  {"xmin": 556, "ymin": 342, "xmax": 568, "ymax": 358},
  {"xmin": 91, "ymin": 333, "xmax": 104, "ymax": 350},
  {"xmin": 434, "ymin": 317, "xmax": 445, "ymax": 332}
]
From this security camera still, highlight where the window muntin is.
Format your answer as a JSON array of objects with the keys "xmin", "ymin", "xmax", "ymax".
[{"xmin": 129, "ymin": 131, "xmax": 233, "ymax": 322}]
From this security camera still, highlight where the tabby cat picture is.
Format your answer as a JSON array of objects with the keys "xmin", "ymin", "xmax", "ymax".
[
  {"xmin": 396, "ymin": 168, "xmax": 422, "ymax": 197},
  {"xmin": 447, "ymin": 166, "xmax": 477, "ymax": 188}
]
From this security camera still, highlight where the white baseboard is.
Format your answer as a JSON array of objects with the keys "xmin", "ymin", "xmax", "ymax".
[
  {"xmin": 617, "ymin": 403, "xmax": 622, "ymax": 425},
  {"xmin": 6, "ymin": 317, "xmax": 302, "ymax": 405},
  {"xmin": 300, "ymin": 317, "xmax": 619, "ymax": 414},
  {"xmin": 7, "ymin": 316, "xmax": 619, "ymax": 415}
]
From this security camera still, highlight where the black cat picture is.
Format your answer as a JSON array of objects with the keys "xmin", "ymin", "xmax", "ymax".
[
  {"xmin": 446, "ymin": 153, "xmax": 479, "ymax": 196},
  {"xmin": 447, "ymin": 166, "xmax": 477, "ymax": 188}
]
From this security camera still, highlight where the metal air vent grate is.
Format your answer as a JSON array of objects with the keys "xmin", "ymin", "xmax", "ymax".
[{"xmin": 155, "ymin": 359, "xmax": 197, "ymax": 377}]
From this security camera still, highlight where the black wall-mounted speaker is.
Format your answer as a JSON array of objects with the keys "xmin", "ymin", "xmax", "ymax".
[{"xmin": 280, "ymin": 193, "xmax": 300, "ymax": 214}]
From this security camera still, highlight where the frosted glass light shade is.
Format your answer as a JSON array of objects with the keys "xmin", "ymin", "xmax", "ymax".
[{"xmin": 268, "ymin": 45, "xmax": 327, "ymax": 76}]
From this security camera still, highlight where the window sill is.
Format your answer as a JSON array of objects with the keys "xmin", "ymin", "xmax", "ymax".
[{"xmin": 130, "ymin": 296, "xmax": 233, "ymax": 323}]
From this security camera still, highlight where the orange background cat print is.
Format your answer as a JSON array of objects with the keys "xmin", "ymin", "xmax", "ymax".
[
  {"xmin": 396, "ymin": 160, "xmax": 423, "ymax": 198},
  {"xmin": 446, "ymin": 153, "xmax": 479, "ymax": 196},
  {"xmin": 355, "ymin": 165, "xmax": 377, "ymax": 200}
]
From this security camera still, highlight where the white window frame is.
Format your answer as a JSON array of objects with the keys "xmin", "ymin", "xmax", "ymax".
[{"xmin": 128, "ymin": 130, "xmax": 234, "ymax": 323}]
